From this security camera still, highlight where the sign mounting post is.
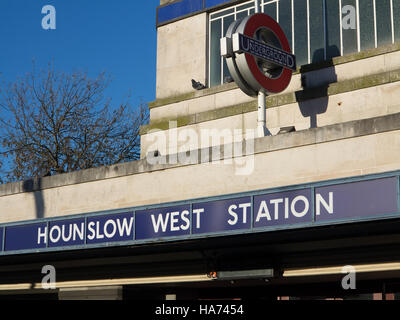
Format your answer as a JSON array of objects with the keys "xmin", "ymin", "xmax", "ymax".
[
  {"xmin": 255, "ymin": 0, "xmax": 267, "ymax": 137},
  {"xmin": 221, "ymin": 5, "xmax": 296, "ymax": 137}
]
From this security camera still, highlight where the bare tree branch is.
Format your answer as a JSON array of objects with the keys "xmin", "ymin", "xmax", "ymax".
[{"xmin": 0, "ymin": 64, "xmax": 149, "ymax": 183}]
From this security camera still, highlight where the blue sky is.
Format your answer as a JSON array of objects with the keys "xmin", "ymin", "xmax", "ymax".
[{"xmin": 0, "ymin": 0, "xmax": 158, "ymax": 108}]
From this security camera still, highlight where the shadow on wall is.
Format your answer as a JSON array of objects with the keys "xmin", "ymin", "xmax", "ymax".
[
  {"xmin": 296, "ymin": 46, "xmax": 339, "ymax": 129},
  {"xmin": 23, "ymin": 178, "xmax": 45, "ymax": 219}
]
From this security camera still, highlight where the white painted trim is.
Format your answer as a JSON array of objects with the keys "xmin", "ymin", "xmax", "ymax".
[
  {"xmin": 307, "ymin": 0, "xmax": 311, "ymax": 64},
  {"xmin": 391, "ymin": 0, "xmax": 395, "ymax": 44},
  {"xmin": 339, "ymin": 0, "xmax": 343, "ymax": 56},
  {"xmin": 356, "ymin": 0, "xmax": 360, "ymax": 52},
  {"xmin": 373, "ymin": 0, "xmax": 377, "ymax": 48},
  {"xmin": 291, "ymin": 0, "xmax": 295, "ymax": 55},
  {"xmin": 276, "ymin": 0, "xmax": 279, "ymax": 22},
  {"xmin": 210, "ymin": 0, "xmax": 254, "ymax": 21},
  {"xmin": 208, "ymin": 17, "xmax": 211, "ymax": 87},
  {"xmin": 323, "ymin": 0, "xmax": 327, "ymax": 59},
  {"xmin": 221, "ymin": 17, "xmax": 224, "ymax": 83}
]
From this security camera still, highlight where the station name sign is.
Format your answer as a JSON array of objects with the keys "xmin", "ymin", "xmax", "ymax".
[
  {"xmin": 233, "ymin": 33, "xmax": 296, "ymax": 71},
  {"xmin": 0, "ymin": 175, "xmax": 398, "ymax": 255}
]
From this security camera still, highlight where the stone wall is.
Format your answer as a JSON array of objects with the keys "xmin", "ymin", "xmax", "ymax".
[
  {"xmin": 156, "ymin": 13, "xmax": 207, "ymax": 99},
  {"xmin": 0, "ymin": 114, "xmax": 399, "ymax": 224}
]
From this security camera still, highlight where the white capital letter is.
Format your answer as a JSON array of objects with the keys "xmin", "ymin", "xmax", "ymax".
[
  {"xmin": 239, "ymin": 203, "xmax": 251, "ymax": 224},
  {"xmin": 228, "ymin": 205, "xmax": 238, "ymax": 226},
  {"xmin": 316, "ymin": 192, "xmax": 334, "ymax": 215},
  {"xmin": 193, "ymin": 208, "xmax": 204, "ymax": 229},
  {"xmin": 37, "ymin": 227, "xmax": 47, "ymax": 245},
  {"xmin": 256, "ymin": 201, "xmax": 271, "ymax": 222},
  {"xmin": 291, "ymin": 196, "xmax": 309, "ymax": 218}
]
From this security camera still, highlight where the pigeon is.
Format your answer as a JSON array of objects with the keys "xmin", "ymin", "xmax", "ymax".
[
  {"xmin": 224, "ymin": 76, "xmax": 234, "ymax": 83},
  {"xmin": 191, "ymin": 79, "xmax": 206, "ymax": 90}
]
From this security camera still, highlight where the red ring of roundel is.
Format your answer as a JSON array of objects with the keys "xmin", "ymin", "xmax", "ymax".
[{"xmin": 243, "ymin": 14, "xmax": 293, "ymax": 93}]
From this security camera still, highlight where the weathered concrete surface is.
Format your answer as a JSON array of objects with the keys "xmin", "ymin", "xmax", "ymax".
[
  {"xmin": 141, "ymin": 80, "xmax": 400, "ymax": 156},
  {"xmin": 145, "ymin": 69, "xmax": 400, "ymax": 131},
  {"xmin": 0, "ymin": 113, "xmax": 399, "ymax": 224},
  {"xmin": 156, "ymin": 13, "xmax": 207, "ymax": 99}
]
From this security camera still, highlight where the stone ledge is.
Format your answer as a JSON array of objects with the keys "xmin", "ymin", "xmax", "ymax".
[
  {"xmin": 1, "ymin": 112, "xmax": 399, "ymax": 197},
  {"xmin": 141, "ymin": 68, "xmax": 400, "ymax": 135},
  {"xmin": 150, "ymin": 82, "xmax": 237, "ymax": 109},
  {"xmin": 267, "ymin": 68, "xmax": 400, "ymax": 108},
  {"xmin": 150, "ymin": 42, "xmax": 400, "ymax": 109},
  {"xmin": 300, "ymin": 42, "xmax": 400, "ymax": 73}
]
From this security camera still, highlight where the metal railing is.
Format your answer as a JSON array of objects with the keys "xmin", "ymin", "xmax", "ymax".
[{"xmin": 209, "ymin": 0, "xmax": 399, "ymax": 87}]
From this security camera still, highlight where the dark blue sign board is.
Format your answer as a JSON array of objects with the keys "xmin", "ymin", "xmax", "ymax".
[
  {"xmin": 157, "ymin": 0, "xmax": 233, "ymax": 25},
  {"xmin": 315, "ymin": 177, "xmax": 398, "ymax": 221},
  {"xmin": 192, "ymin": 197, "xmax": 252, "ymax": 234},
  {"xmin": 254, "ymin": 189, "xmax": 312, "ymax": 228},
  {"xmin": 5, "ymin": 222, "xmax": 47, "ymax": 252},
  {"xmin": 86, "ymin": 212, "xmax": 134, "ymax": 244},
  {"xmin": 48, "ymin": 218, "xmax": 86, "ymax": 248},
  {"xmin": 0, "ymin": 173, "xmax": 399, "ymax": 255},
  {"xmin": 136, "ymin": 205, "xmax": 190, "ymax": 240}
]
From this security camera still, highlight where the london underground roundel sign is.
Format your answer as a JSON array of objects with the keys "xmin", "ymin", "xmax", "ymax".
[{"xmin": 221, "ymin": 13, "xmax": 296, "ymax": 97}]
